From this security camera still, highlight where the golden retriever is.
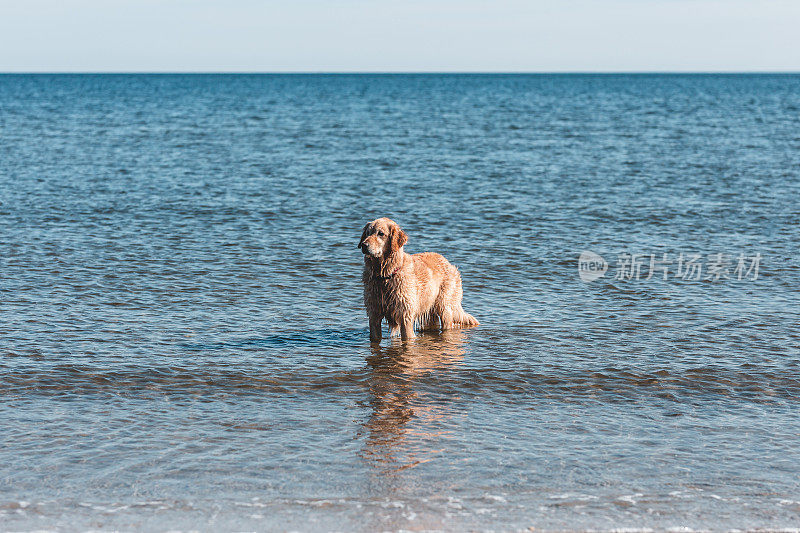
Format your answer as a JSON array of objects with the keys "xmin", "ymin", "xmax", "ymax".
[{"xmin": 358, "ymin": 217, "xmax": 479, "ymax": 342}]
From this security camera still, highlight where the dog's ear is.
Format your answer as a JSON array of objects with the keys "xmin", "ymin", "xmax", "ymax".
[
  {"xmin": 358, "ymin": 224, "xmax": 369, "ymax": 249},
  {"xmin": 389, "ymin": 224, "xmax": 408, "ymax": 253}
]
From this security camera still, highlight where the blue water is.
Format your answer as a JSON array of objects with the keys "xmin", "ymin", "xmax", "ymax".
[{"xmin": 1, "ymin": 74, "xmax": 799, "ymax": 531}]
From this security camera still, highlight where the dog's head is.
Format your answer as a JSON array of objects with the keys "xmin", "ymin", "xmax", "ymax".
[{"xmin": 358, "ymin": 218, "xmax": 408, "ymax": 258}]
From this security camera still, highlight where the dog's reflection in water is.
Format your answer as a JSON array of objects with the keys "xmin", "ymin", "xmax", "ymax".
[{"xmin": 360, "ymin": 329, "xmax": 467, "ymax": 473}]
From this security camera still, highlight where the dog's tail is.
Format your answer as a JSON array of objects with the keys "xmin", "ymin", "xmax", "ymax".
[{"xmin": 454, "ymin": 306, "xmax": 479, "ymax": 327}]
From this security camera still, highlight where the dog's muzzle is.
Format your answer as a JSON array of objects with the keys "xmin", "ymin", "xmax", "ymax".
[{"xmin": 359, "ymin": 242, "xmax": 378, "ymax": 256}]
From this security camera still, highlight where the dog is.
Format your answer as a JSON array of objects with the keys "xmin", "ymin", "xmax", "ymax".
[{"xmin": 358, "ymin": 217, "xmax": 479, "ymax": 342}]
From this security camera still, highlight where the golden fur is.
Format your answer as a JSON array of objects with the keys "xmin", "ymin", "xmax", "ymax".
[{"xmin": 358, "ymin": 217, "xmax": 479, "ymax": 342}]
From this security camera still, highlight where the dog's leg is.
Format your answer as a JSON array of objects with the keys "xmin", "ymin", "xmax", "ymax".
[
  {"xmin": 369, "ymin": 315, "xmax": 382, "ymax": 343},
  {"xmin": 388, "ymin": 319, "xmax": 400, "ymax": 337},
  {"xmin": 440, "ymin": 307, "xmax": 455, "ymax": 330},
  {"xmin": 400, "ymin": 320, "xmax": 416, "ymax": 340}
]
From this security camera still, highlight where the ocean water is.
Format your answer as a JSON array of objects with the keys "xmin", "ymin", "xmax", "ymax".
[{"xmin": 1, "ymin": 73, "xmax": 799, "ymax": 531}]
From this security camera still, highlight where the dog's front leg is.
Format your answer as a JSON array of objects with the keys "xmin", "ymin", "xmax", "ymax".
[{"xmin": 369, "ymin": 315, "xmax": 382, "ymax": 343}]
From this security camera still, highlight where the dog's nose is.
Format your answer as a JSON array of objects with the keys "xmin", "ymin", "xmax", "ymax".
[{"xmin": 357, "ymin": 241, "xmax": 364, "ymax": 249}]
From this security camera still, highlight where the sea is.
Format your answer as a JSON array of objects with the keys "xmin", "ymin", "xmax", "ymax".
[{"xmin": 1, "ymin": 73, "xmax": 799, "ymax": 531}]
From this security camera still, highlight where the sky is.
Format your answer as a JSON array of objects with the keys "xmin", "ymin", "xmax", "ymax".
[{"xmin": 1, "ymin": 0, "xmax": 799, "ymax": 72}]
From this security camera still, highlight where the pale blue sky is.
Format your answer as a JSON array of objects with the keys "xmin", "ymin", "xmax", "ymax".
[{"xmin": 1, "ymin": 0, "xmax": 798, "ymax": 72}]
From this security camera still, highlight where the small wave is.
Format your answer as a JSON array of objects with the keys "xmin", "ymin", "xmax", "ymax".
[
  {"xmin": 179, "ymin": 328, "xmax": 366, "ymax": 351},
  {"xmin": 2, "ymin": 364, "xmax": 798, "ymax": 401}
]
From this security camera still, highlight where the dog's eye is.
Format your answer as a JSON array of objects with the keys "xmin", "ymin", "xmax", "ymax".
[{"xmin": 377, "ymin": 231, "xmax": 385, "ymax": 237}]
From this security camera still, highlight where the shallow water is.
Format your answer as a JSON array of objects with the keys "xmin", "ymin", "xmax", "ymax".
[{"xmin": 1, "ymin": 74, "xmax": 799, "ymax": 531}]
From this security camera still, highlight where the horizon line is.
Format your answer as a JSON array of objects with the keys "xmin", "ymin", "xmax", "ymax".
[{"xmin": 2, "ymin": 70, "xmax": 800, "ymax": 75}]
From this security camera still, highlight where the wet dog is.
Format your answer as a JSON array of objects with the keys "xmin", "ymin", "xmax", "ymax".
[{"xmin": 358, "ymin": 217, "xmax": 479, "ymax": 342}]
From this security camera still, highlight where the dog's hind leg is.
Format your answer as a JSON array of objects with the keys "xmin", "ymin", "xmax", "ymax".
[
  {"xmin": 443, "ymin": 269, "xmax": 479, "ymax": 327},
  {"xmin": 387, "ymin": 318, "xmax": 400, "ymax": 337},
  {"xmin": 440, "ymin": 307, "xmax": 455, "ymax": 330}
]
